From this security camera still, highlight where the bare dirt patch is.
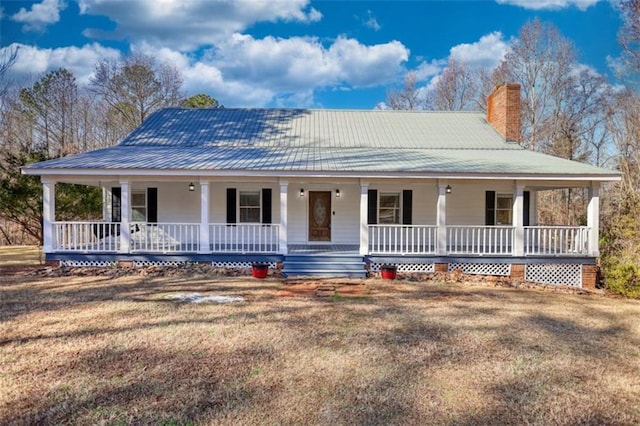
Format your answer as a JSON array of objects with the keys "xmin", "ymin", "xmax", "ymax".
[{"xmin": 1, "ymin": 267, "xmax": 640, "ymax": 425}]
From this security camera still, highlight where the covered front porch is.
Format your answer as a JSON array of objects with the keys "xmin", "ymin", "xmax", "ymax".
[{"xmin": 41, "ymin": 177, "xmax": 601, "ymax": 259}]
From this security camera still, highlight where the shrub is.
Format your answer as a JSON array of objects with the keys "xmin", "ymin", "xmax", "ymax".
[{"xmin": 600, "ymin": 191, "xmax": 640, "ymax": 298}]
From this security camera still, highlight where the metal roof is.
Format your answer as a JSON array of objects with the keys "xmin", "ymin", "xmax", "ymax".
[{"xmin": 23, "ymin": 108, "xmax": 619, "ymax": 178}]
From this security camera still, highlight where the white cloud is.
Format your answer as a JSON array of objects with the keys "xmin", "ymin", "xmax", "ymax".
[
  {"xmin": 449, "ymin": 31, "xmax": 509, "ymax": 69},
  {"xmin": 4, "ymin": 32, "xmax": 408, "ymax": 107},
  {"xmin": 11, "ymin": 0, "xmax": 66, "ymax": 31},
  {"xmin": 413, "ymin": 59, "xmax": 447, "ymax": 81},
  {"xmin": 78, "ymin": 0, "xmax": 322, "ymax": 51},
  {"xmin": 364, "ymin": 10, "xmax": 381, "ymax": 31},
  {"xmin": 496, "ymin": 0, "xmax": 600, "ymax": 10},
  {"xmin": 133, "ymin": 34, "xmax": 409, "ymax": 106},
  {"xmin": 398, "ymin": 32, "xmax": 511, "ymax": 104},
  {"xmin": 2, "ymin": 43, "xmax": 121, "ymax": 86},
  {"xmin": 407, "ymin": 32, "xmax": 508, "ymax": 88}
]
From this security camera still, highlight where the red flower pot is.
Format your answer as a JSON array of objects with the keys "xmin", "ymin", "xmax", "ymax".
[
  {"xmin": 252, "ymin": 263, "xmax": 268, "ymax": 279},
  {"xmin": 381, "ymin": 265, "xmax": 397, "ymax": 280}
]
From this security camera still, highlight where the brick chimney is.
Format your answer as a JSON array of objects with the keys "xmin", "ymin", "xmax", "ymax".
[{"xmin": 487, "ymin": 83, "xmax": 521, "ymax": 143}]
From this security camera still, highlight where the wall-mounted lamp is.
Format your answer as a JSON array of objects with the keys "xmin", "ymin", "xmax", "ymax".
[
  {"xmin": 446, "ymin": 185, "xmax": 452, "ymax": 194},
  {"xmin": 299, "ymin": 188, "xmax": 305, "ymax": 197},
  {"xmin": 188, "ymin": 182, "xmax": 195, "ymax": 191},
  {"xmin": 335, "ymin": 189, "xmax": 341, "ymax": 198}
]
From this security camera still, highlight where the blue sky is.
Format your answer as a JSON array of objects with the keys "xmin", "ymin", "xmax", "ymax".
[{"xmin": 0, "ymin": 0, "xmax": 624, "ymax": 109}]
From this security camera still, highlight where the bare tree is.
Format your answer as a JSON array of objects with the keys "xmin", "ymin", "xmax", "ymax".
[
  {"xmin": 90, "ymin": 54, "xmax": 184, "ymax": 134},
  {"xmin": 501, "ymin": 19, "xmax": 578, "ymax": 152},
  {"xmin": 385, "ymin": 72, "xmax": 422, "ymax": 110},
  {"xmin": 618, "ymin": 0, "xmax": 640, "ymax": 86},
  {"xmin": 0, "ymin": 46, "xmax": 18, "ymax": 108},
  {"xmin": 427, "ymin": 59, "xmax": 477, "ymax": 111},
  {"xmin": 607, "ymin": 88, "xmax": 640, "ymax": 195}
]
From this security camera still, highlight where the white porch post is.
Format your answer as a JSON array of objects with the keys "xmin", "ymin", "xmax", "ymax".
[
  {"xmin": 199, "ymin": 181, "xmax": 211, "ymax": 254},
  {"xmin": 360, "ymin": 182, "xmax": 369, "ymax": 256},
  {"xmin": 42, "ymin": 178, "xmax": 56, "ymax": 253},
  {"xmin": 530, "ymin": 190, "xmax": 538, "ymax": 225},
  {"xmin": 587, "ymin": 182, "xmax": 600, "ymax": 257},
  {"xmin": 436, "ymin": 180, "xmax": 447, "ymax": 255},
  {"xmin": 279, "ymin": 181, "xmax": 288, "ymax": 254},
  {"xmin": 119, "ymin": 180, "xmax": 131, "ymax": 253},
  {"xmin": 101, "ymin": 186, "xmax": 108, "ymax": 221},
  {"xmin": 513, "ymin": 182, "xmax": 525, "ymax": 256}
]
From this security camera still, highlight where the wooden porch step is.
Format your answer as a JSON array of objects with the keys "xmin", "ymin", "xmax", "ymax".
[{"xmin": 282, "ymin": 254, "xmax": 367, "ymax": 278}]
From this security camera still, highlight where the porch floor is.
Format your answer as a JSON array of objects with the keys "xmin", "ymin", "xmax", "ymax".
[{"xmin": 288, "ymin": 244, "xmax": 360, "ymax": 255}]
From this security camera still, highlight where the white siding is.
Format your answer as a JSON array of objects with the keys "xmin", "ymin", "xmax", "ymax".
[
  {"xmin": 287, "ymin": 182, "xmax": 361, "ymax": 245},
  {"xmin": 99, "ymin": 179, "xmax": 531, "ymax": 239},
  {"xmin": 153, "ymin": 182, "xmax": 200, "ymax": 223},
  {"xmin": 210, "ymin": 182, "xmax": 280, "ymax": 224},
  {"xmin": 369, "ymin": 182, "xmax": 438, "ymax": 225},
  {"xmin": 446, "ymin": 181, "xmax": 519, "ymax": 225}
]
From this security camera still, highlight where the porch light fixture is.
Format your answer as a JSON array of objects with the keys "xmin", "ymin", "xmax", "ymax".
[
  {"xmin": 188, "ymin": 182, "xmax": 195, "ymax": 191},
  {"xmin": 299, "ymin": 188, "xmax": 305, "ymax": 197},
  {"xmin": 446, "ymin": 185, "xmax": 452, "ymax": 194},
  {"xmin": 335, "ymin": 189, "xmax": 341, "ymax": 198}
]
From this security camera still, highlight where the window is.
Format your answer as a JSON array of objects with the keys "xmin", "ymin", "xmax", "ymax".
[
  {"xmin": 131, "ymin": 191, "xmax": 147, "ymax": 222},
  {"xmin": 496, "ymin": 194, "xmax": 513, "ymax": 225},
  {"xmin": 379, "ymin": 193, "xmax": 400, "ymax": 224},
  {"xmin": 239, "ymin": 191, "xmax": 261, "ymax": 223}
]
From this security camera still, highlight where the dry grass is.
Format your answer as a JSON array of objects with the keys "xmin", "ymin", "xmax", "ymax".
[
  {"xmin": 1, "ymin": 266, "xmax": 640, "ymax": 425},
  {"xmin": 0, "ymin": 245, "xmax": 42, "ymax": 267}
]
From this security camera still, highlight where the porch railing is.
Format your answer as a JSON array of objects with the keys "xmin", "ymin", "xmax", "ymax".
[
  {"xmin": 50, "ymin": 221, "xmax": 590, "ymax": 257},
  {"xmin": 447, "ymin": 226, "xmax": 515, "ymax": 255},
  {"xmin": 130, "ymin": 222, "xmax": 200, "ymax": 253},
  {"xmin": 209, "ymin": 223, "xmax": 280, "ymax": 253},
  {"xmin": 53, "ymin": 221, "xmax": 121, "ymax": 252},
  {"xmin": 368, "ymin": 225, "xmax": 438, "ymax": 255},
  {"xmin": 524, "ymin": 226, "xmax": 590, "ymax": 256}
]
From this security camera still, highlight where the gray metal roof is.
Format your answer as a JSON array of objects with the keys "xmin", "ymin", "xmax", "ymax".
[{"xmin": 24, "ymin": 108, "xmax": 619, "ymax": 178}]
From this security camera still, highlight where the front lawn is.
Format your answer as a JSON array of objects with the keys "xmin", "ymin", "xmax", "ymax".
[{"xmin": 1, "ymin": 267, "xmax": 639, "ymax": 424}]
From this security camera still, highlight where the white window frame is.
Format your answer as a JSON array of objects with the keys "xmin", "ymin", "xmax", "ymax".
[
  {"xmin": 379, "ymin": 192, "xmax": 401, "ymax": 225},
  {"xmin": 239, "ymin": 191, "xmax": 261, "ymax": 223},
  {"xmin": 495, "ymin": 193, "xmax": 513, "ymax": 225},
  {"xmin": 131, "ymin": 190, "xmax": 147, "ymax": 222}
]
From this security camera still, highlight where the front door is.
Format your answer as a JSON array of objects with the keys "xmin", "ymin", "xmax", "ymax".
[{"xmin": 309, "ymin": 191, "xmax": 331, "ymax": 241}]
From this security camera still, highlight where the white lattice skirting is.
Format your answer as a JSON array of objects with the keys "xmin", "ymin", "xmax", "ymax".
[
  {"xmin": 370, "ymin": 262, "xmax": 435, "ymax": 273},
  {"xmin": 60, "ymin": 260, "xmax": 117, "ymax": 268},
  {"xmin": 448, "ymin": 262, "xmax": 511, "ymax": 276},
  {"xmin": 133, "ymin": 260, "xmax": 197, "ymax": 268},
  {"xmin": 212, "ymin": 261, "xmax": 278, "ymax": 269},
  {"xmin": 525, "ymin": 264, "xmax": 582, "ymax": 287},
  {"xmin": 57, "ymin": 259, "xmax": 279, "ymax": 270}
]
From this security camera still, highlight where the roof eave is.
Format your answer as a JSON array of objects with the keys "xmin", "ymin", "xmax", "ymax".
[{"xmin": 21, "ymin": 167, "xmax": 622, "ymax": 182}]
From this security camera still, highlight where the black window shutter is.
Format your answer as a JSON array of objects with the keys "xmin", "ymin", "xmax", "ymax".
[
  {"xmin": 523, "ymin": 191, "xmax": 530, "ymax": 226},
  {"xmin": 367, "ymin": 189, "xmax": 377, "ymax": 225},
  {"xmin": 485, "ymin": 191, "xmax": 496, "ymax": 226},
  {"xmin": 227, "ymin": 188, "xmax": 237, "ymax": 224},
  {"xmin": 262, "ymin": 188, "xmax": 272, "ymax": 224},
  {"xmin": 147, "ymin": 188, "xmax": 158, "ymax": 223},
  {"xmin": 402, "ymin": 190, "xmax": 413, "ymax": 225},
  {"xmin": 111, "ymin": 187, "xmax": 121, "ymax": 222}
]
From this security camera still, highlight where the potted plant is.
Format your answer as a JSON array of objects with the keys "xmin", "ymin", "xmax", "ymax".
[
  {"xmin": 251, "ymin": 262, "xmax": 269, "ymax": 279},
  {"xmin": 380, "ymin": 264, "xmax": 397, "ymax": 280}
]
